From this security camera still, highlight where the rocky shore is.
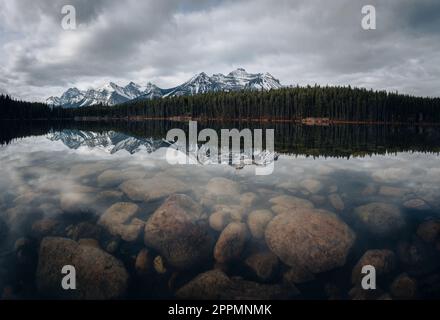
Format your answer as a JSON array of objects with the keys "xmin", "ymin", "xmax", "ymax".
[{"xmin": 1, "ymin": 161, "xmax": 440, "ymax": 300}]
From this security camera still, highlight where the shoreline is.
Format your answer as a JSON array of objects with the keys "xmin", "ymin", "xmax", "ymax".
[
  {"xmin": 73, "ymin": 116, "xmax": 440, "ymax": 126},
  {"xmin": 2, "ymin": 117, "xmax": 440, "ymax": 126}
]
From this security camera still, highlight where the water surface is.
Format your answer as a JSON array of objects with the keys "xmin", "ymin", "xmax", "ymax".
[{"xmin": 0, "ymin": 121, "xmax": 439, "ymax": 300}]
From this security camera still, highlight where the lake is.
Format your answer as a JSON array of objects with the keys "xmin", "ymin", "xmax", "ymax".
[{"xmin": 0, "ymin": 120, "xmax": 439, "ymax": 300}]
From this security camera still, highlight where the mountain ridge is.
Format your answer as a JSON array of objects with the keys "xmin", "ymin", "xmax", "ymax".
[{"xmin": 46, "ymin": 68, "xmax": 283, "ymax": 108}]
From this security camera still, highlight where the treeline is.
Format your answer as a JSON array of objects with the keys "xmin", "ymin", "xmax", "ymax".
[
  {"xmin": 2, "ymin": 86, "xmax": 440, "ymax": 123},
  {"xmin": 0, "ymin": 94, "xmax": 63, "ymax": 120},
  {"xmin": 61, "ymin": 86, "xmax": 440, "ymax": 123}
]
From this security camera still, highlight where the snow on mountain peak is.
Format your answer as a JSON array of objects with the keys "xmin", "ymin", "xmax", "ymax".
[
  {"xmin": 228, "ymin": 68, "xmax": 249, "ymax": 77},
  {"xmin": 125, "ymin": 81, "xmax": 141, "ymax": 90},
  {"xmin": 187, "ymin": 72, "xmax": 211, "ymax": 83},
  {"xmin": 99, "ymin": 82, "xmax": 120, "ymax": 92},
  {"xmin": 47, "ymin": 69, "xmax": 283, "ymax": 108}
]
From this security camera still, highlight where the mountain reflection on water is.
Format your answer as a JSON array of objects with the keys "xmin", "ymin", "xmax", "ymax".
[
  {"xmin": 48, "ymin": 130, "xmax": 170, "ymax": 155},
  {"xmin": 0, "ymin": 120, "xmax": 439, "ymax": 300}
]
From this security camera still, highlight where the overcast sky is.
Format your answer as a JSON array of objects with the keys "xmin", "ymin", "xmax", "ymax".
[{"xmin": 0, "ymin": 0, "xmax": 439, "ymax": 101}]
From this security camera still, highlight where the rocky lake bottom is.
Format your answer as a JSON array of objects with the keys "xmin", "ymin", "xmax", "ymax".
[{"xmin": 0, "ymin": 128, "xmax": 440, "ymax": 300}]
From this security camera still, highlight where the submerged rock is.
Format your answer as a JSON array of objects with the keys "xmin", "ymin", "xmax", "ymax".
[
  {"xmin": 397, "ymin": 237, "xmax": 440, "ymax": 276},
  {"xmin": 202, "ymin": 178, "xmax": 241, "ymax": 207},
  {"xmin": 349, "ymin": 285, "xmax": 385, "ymax": 300},
  {"xmin": 212, "ymin": 205, "xmax": 246, "ymax": 222},
  {"xmin": 300, "ymin": 179, "xmax": 323, "ymax": 194},
  {"xmin": 105, "ymin": 240, "xmax": 119, "ymax": 254},
  {"xmin": 351, "ymin": 249, "xmax": 397, "ymax": 285},
  {"xmin": 354, "ymin": 202, "xmax": 405, "ymax": 236},
  {"xmin": 60, "ymin": 192, "xmax": 95, "ymax": 214},
  {"xmin": 175, "ymin": 270, "xmax": 295, "ymax": 300},
  {"xmin": 96, "ymin": 190, "xmax": 124, "ymax": 203},
  {"xmin": 247, "ymin": 209, "xmax": 273, "ymax": 239},
  {"xmin": 417, "ymin": 189, "xmax": 440, "ymax": 209},
  {"xmin": 282, "ymin": 264, "xmax": 315, "ymax": 285},
  {"xmin": 239, "ymin": 192, "xmax": 258, "ymax": 208},
  {"xmin": 135, "ymin": 248, "xmax": 152, "ymax": 277},
  {"xmin": 403, "ymin": 198, "xmax": 430, "ymax": 211},
  {"xmin": 245, "ymin": 251, "xmax": 279, "ymax": 282},
  {"xmin": 175, "ymin": 270, "xmax": 232, "ymax": 300},
  {"xmin": 153, "ymin": 256, "xmax": 167, "ymax": 274},
  {"xmin": 328, "ymin": 194, "xmax": 345, "ymax": 211},
  {"xmin": 379, "ymin": 186, "xmax": 409, "ymax": 198},
  {"xmin": 209, "ymin": 211, "xmax": 231, "ymax": 232},
  {"xmin": 120, "ymin": 176, "xmax": 189, "ymax": 202},
  {"xmin": 98, "ymin": 202, "xmax": 144, "ymax": 242},
  {"xmin": 214, "ymin": 222, "xmax": 248, "ymax": 263},
  {"xmin": 69, "ymin": 163, "xmax": 108, "ymax": 178},
  {"xmin": 390, "ymin": 273, "xmax": 418, "ymax": 300},
  {"xmin": 78, "ymin": 238, "xmax": 100, "ymax": 248},
  {"xmin": 275, "ymin": 180, "xmax": 298, "ymax": 191},
  {"xmin": 269, "ymin": 195, "xmax": 314, "ymax": 215},
  {"xmin": 310, "ymin": 195, "xmax": 327, "ymax": 206},
  {"xmin": 31, "ymin": 218, "xmax": 60, "ymax": 238},
  {"xmin": 67, "ymin": 222, "xmax": 102, "ymax": 241},
  {"xmin": 36, "ymin": 237, "xmax": 128, "ymax": 299},
  {"xmin": 144, "ymin": 194, "xmax": 213, "ymax": 269},
  {"xmin": 416, "ymin": 220, "xmax": 440, "ymax": 244},
  {"xmin": 97, "ymin": 170, "xmax": 144, "ymax": 188},
  {"xmin": 265, "ymin": 209, "xmax": 355, "ymax": 274},
  {"xmin": 206, "ymin": 177, "xmax": 241, "ymax": 198}
]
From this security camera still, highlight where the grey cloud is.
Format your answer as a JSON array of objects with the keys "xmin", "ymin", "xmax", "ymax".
[
  {"xmin": 0, "ymin": 0, "xmax": 107, "ymax": 28},
  {"xmin": 396, "ymin": 0, "xmax": 440, "ymax": 35},
  {"xmin": 1, "ymin": 0, "xmax": 439, "ymax": 101}
]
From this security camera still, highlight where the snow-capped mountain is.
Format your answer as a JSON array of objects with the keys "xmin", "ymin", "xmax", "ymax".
[
  {"xmin": 163, "ymin": 72, "xmax": 224, "ymax": 97},
  {"xmin": 47, "ymin": 88, "xmax": 84, "ymax": 107},
  {"xmin": 47, "ymin": 68, "xmax": 283, "ymax": 108},
  {"xmin": 47, "ymin": 82, "xmax": 146, "ymax": 108},
  {"xmin": 212, "ymin": 69, "xmax": 282, "ymax": 91},
  {"xmin": 137, "ymin": 82, "xmax": 165, "ymax": 100}
]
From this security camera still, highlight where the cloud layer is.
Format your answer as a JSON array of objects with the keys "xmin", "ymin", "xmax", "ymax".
[{"xmin": 0, "ymin": 0, "xmax": 439, "ymax": 101}]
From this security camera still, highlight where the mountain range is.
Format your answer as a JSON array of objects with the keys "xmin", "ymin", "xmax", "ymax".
[{"xmin": 46, "ymin": 68, "xmax": 283, "ymax": 108}]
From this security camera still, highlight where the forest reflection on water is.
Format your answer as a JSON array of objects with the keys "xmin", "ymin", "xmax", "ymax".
[
  {"xmin": 0, "ymin": 120, "xmax": 440, "ymax": 300},
  {"xmin": 2, "ymin": 120, "xmax": 440, "ymax": 157}
]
